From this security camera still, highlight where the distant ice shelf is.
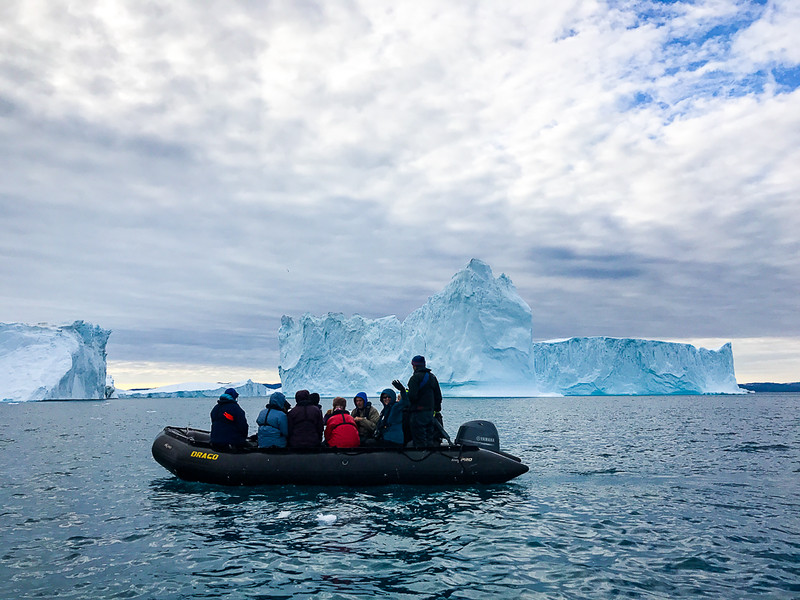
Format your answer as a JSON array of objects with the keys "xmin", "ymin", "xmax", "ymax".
[{"xmin": 117, "ymin": 379, "xmax": 274, "ymax": 398}]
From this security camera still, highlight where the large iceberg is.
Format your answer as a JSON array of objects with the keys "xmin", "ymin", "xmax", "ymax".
[
  {"xmin": 118, "ymin": 379, "xmax": 273, "ymax": 398},
  {"xmin": 533, "ymin": 337, "xmax": 739, "ymax": 395},
  {"xmin": 279, "ymin": 259, "xmax": 536, "ymax": 396},
  {"xmin": 0, "ymin": 321, "xmax": 110, "ymax": 402},
  {"xmin": 279, "ymin": 259, "xmax": 741, "ymax": 396}
]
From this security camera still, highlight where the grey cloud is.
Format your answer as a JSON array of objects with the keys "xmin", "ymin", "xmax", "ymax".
[
  {"xmin": 529, "ymin": 246, "xmax": 646, "ymax": 280},
  {"xmin": 1, "ymin": 1, "xmax": 799, "ymax": 385}
]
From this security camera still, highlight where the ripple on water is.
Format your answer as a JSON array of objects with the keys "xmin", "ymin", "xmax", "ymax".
[{"xmin": 2, "ymin": 395, "xmax": 800, "ymax": 598}]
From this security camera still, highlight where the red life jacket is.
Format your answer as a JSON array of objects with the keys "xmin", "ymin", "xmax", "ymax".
[{"xmin": 324, "ymin": 411, "xmax": 360, "ymax": 448}]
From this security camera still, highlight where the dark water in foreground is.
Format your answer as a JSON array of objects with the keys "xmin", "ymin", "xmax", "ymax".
[{"xmin": 1, "ymin": 394, "xmax": 799, "ymax": 599}]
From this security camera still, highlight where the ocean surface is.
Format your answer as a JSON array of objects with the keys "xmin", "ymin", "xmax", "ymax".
[{"xmin": 1, "ymin": 394, "xmax": 799, "ymax": 599}]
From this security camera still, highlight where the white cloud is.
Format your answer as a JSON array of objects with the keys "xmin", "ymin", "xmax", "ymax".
[{"xmin": 1, "ymin": 0, "xmax": 798, "ymax": 385}]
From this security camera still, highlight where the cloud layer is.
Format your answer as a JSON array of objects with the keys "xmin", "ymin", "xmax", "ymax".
[{"xmin": 1, "ymin": 1, "xmax": 798, "ymax": 385}]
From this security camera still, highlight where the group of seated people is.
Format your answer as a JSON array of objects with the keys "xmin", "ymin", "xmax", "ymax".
[
  {"xmin": 209, "ymin": 386, "xmax": 408, "ymax": 450},
  {"xmin": 210, "ymin": 355, "xmax": 444, "ymax": 451}
]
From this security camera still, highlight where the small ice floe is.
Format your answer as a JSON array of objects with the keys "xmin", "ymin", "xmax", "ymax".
[
  {"xmin": 317, "ymin": 513, "xmax": 337, "ymax": 524},
  {"xmin": 277, "ymin": 511, "xmax": 291, "ymax": 519}
]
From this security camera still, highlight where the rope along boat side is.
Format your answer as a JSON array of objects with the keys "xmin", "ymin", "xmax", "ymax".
[{"xmin": 152, "ymin": 420, "xmax": 528, "ymax": 486}]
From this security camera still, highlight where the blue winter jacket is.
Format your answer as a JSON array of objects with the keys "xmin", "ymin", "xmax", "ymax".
[
  {"xmin": 210, "ymin": 393, "xmax": 249, "ymax": 447},
  {"xmin": 375, "ymin": 388, "xmax": 406, "ymax": 445},
  {"xmin": 256, "ymin": 392, "xmax": 289, "ymax": 448}
]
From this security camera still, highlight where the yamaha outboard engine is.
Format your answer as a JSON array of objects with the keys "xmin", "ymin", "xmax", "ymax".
[{"xmin": 455, "ymin": 420, "xmax": 500, "ymax": 452}]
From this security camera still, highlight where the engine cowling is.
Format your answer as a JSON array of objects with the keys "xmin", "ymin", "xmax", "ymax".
[{"xmin": 454, "ymin": 420, "xmax": 500, "ymax": 452}]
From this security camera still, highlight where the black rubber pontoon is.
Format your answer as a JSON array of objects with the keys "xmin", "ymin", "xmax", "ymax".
[{"xmin": 151, "ymin": 423, "xmax": 528, "ymax": 486}]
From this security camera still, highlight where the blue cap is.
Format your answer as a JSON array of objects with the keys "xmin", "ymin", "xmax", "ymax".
[{"xmin": 411, "ymin": 355, "xmax": 426, "ymax": 367}]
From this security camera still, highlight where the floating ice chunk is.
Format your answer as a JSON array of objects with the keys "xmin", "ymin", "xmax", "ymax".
[{"xmin": 317, "ymin": 514, "xmax": 337, "ymax": 524}]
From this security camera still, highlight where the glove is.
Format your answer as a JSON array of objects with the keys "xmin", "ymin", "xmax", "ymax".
[{"xmin": 392, "ymin": 379, "xmax": 405, "ymax": 391}]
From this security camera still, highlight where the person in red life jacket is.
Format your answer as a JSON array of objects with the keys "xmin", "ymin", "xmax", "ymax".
[
  {"xmin": 210, "ymin": 387, "xmax": 249, "ymax": 450},
  {"xmin": 323, "ymin": 397, "xmax": 360, "ymax": 448},
  {"xmin": 287, "ymin": 389, "xmax": 323, "ymax": 448},
  {"xmin": 324, "ymin": 396, "xmax": 349, "ymax": 422}
]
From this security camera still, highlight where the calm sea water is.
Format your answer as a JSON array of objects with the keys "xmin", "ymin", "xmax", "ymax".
[{"xmin": 1, "ymin": 394, "xmax": 799, "ymax": 599}]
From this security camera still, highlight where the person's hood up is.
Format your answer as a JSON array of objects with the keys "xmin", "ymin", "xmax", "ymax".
[
  {"xmin": 381, "ymin": 388, "xmax": 397, "ymax": 402},
  {"xmin": 354, "ymin": 391, "xmax": 372, "ymax": 410},
  {"xmin": 268, "ymin": 391, "xmax": 286, "ymax": 409},
  {"xmin": 295, "ymin": 389, "xmax": 314, "ymax": 406}
]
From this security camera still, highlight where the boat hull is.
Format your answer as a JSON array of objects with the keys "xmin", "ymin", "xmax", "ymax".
[{"xmin": 152, "ymin": 427, "xmax": 528, "ymax": 486}]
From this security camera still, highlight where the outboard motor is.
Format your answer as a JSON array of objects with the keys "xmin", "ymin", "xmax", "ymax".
[{"xmin": 455, "ymin": 420, "xmax": 500, "ymax": 452}]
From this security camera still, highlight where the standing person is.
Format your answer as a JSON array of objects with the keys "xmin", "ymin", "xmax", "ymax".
[
  {"xmin": 351, "ymin": 392, "xmax": 380, "ymax": 443},
  {"xmin": 287, "ymin": 389, "xmax": 323, "ymax": 448},
  {"xmin": 394, "ymin": 355, "xmax": 442, "ymax": 448},
  {"xmin": 210, "ymin": 387, "xmax": 249, "ymax": 450},
  {"xmin": 374, "ymin": 388, "xmax": 405, "ymax": 447},
  {"xmin": 323, "ymin": 397, "xmax": 360, "ymax": 448},
  {"xmin": 256, "ymin": 391, "xmax": 289, "ymax": 448}
]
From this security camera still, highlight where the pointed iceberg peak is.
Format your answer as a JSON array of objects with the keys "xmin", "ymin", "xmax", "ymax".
[
  {"xmin": 438, "ymin": 260, "xmax": 528, "ymax": 315},
  {"xmin": 279, "ymin": 259, "xmax": 535, "ymax": 395},
  {"xmin": 465, "ymin": 258, "xmax": 494, "ymax": 277},
  {"xmin": 444, "ymin": 259, "xmax": 517, "ymax": 299},
  {"xmin": 449, "ymin": 258, "xmax": 502, "ymax": 287}
]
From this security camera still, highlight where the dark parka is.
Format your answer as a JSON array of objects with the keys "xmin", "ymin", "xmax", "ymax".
[
  {"xmin": 406, "ymin": 367, "xmax": 443, "ymax": 447},
  {"xmin": 210, "ymin": 393, "xmax": 249, "ymax": 448},
  {"xmin": 407, "ymin": 368, "xmax": 442, "ymax": 412},
  {"xmin": 287, "ymin": 391, "xmax": 323, "ymax": 448}
]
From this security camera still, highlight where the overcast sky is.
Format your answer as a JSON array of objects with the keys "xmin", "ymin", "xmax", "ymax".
[{"xmin": 2, "ymin": 0, "xmax": 798, "ymax": 388}]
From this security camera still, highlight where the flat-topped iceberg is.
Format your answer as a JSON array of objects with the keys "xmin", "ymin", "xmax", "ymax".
[
  {"xmin": 118, "ymin": 379, "xmax": 273, "ymax": 398},
  {"xmin": 1, "ymin": 321, "xmax": 110, "ymax": 402},
  {"xmin": 279, "ymin": 259, "xmax": 741, "ymax": 396},
  {"xmin": 533, "ymin": 337, "xmax": 739, "ymax": 395}
]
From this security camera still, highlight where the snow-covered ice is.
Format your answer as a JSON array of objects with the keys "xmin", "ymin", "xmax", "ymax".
[
  {"xmin": 279, "ymin": 259, "xmax": 741, "ymax": 396},
  {"xmin": 316, "ymin": 514, "xmax": 337, "ymax": 524},
  {"xmin": 117, "ymin": 379, "xmax": 272, "ymax": 398},
  {"xmin": 0, "ymin": 321, "xmax": 110, "ymax": 402},
  {"xmin": 533, "ymin": 337, "xmax": 739, "ymax": 395}
]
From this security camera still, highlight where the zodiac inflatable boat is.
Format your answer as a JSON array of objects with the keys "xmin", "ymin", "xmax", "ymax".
[{"xmin": 151, "ymin": 420, "xmax": 528, "ymax": 486}]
